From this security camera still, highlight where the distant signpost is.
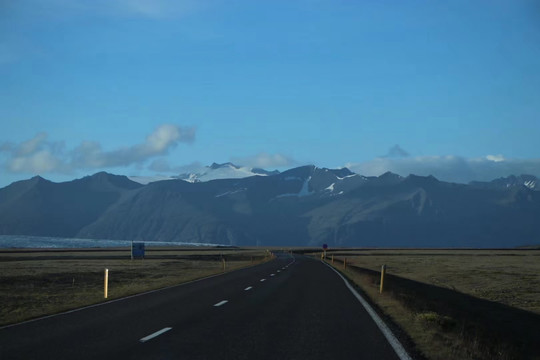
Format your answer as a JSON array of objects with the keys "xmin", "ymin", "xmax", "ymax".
[
  {"xmin": 131, "ymin": 241, "xmax": 145, "ymax": 260},
  {"xmin": 322, "ymin": 244, "xmax": 328, "ymax": 250}
]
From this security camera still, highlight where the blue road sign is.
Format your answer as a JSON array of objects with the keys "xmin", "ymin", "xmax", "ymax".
[{"xmin": 132, "ymin": 242, "xmax": 145, "ymax": 259}]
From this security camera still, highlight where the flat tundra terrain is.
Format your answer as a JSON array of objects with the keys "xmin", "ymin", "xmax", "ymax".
[
  {"xmin": 333, "ymin": 249, "xmax": 540, "ymax": 314},
  {"xmin": 2, "ymin": 247, "xmax": 540, "ymax": 360},
  {"xmin": 324, "ymin": 249, "xmax": 540, "ymax": 360},
  {"xmin": 0, "ymin": 247, "xmax": 269, "ymax": 326}
]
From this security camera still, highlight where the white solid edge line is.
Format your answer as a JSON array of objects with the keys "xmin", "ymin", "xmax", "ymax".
[
  {"xmin": 214, "ymin": 300, "xmax": 228, "ymax": 307},
  {"xmin": 140, "ymin": 327, "xmax": 172, "ymax": 343},
  {"xmin": 244, "ymin": 286, "xmax": 253, "ymax": 291},
  {"xmin": 323, "ymin": 262, "xmax": 413, "ymax": 360}
]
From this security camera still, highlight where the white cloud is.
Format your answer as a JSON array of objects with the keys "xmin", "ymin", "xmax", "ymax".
[
  {"xmin": 16, "ymin": 132, "xmax": 48, "ymax": 156},
  {"xmin": 0, "ymin": 124, "xmax": 194, "ymax": 174},
  {"xmin": 148, "ymin": 153, "xmax": 297, "ymax": 176},
  {"xmin": 71, "ymin": 124, "xmax": 194, "ymax": 168},
  {"xmin": 142, "ymin": 124, "xmax": 194, "ymax": 154},
  {"xmin": 8, "ymin": 149, "xmax": 63, "ymax": 173},
  {"xmin": 346, "ymin": 155, "xmax": 540, "ymax": 183},
  {"xmin": 486, "ymin": 154, "xmax": 505, "ymax": 162},
  {"xmin": 0, "ymin": 133, "xmax": 68, "ymax": 174},
  {"xmin": 231, "ymin": 152, "xmax": 297, "ymax": 169}
]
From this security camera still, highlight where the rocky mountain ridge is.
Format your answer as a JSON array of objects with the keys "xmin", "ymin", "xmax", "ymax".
[{"xmin": 1, "ymin": 167, "xmax": 539, "ymax": 247}]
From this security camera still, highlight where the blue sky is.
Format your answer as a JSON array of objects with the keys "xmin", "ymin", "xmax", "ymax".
[{"xmin": 1, "ymin": 0, "xmax": 539, "ymax": 187}]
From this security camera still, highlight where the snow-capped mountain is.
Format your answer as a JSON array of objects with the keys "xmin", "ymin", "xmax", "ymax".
[
  {"xmin": 129, "ymin": 162, "xmax": 279, "ymax": 185},
  {"xmin": 469, "ymin": 175, "xmax": 539, "ymax": 191},
  {"xmin": 176, "ymin": 162, "xmax": 279, "ymax": 183},
  {"xmin": 2, "ymin": 167, "xmax": 540, "ymax": 248}
]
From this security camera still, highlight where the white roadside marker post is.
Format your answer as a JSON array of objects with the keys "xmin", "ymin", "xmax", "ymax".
[{"xmin": 104, "ymin": 268, "xmax": 109, "ymax": 299}]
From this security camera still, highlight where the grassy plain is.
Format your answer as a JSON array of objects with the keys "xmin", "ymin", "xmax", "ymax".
[
  {"xmin": 323, "ymin": 249, "xmax": 540, "ymax": 360},
  {"xmin": 0, "ymin": 247, "xmax": 268, "ymax": 326},
  {"xmin": 332, "ymin": 249, "xmax": 540, "ymax": 313}
]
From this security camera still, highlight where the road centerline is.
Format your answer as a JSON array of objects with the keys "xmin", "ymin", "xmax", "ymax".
[
  {"xmin": 244, "ymin": 286, "xmax": 253, "ymax": 291},
  {"xmin": 139, "ymin": 327, "xmax": 172, "ymax": 343},
  {"xmin": 214, "ymin": 300, "xmax": 228, "ymax": 307}
]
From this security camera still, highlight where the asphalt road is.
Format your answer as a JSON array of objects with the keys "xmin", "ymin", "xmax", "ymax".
[{"xmin": 0, "ymin": 253, "xmax": 409, "ymax": 360}]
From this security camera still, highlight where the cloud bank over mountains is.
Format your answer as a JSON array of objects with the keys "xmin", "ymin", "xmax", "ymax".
[
  {"xmin": 1, "ymin": 134, "xmax": 539, "ymax": 185},
  {"xmin": 0, "ymin": 124, "xmax": 194, "ymax": 174},
  {"xmin": 346, "ymin": 152, "xmax": 540, "ymax": 184},
  {"xmin": 231, "ymin": 153, "xmax": 297, "ymax": 169}
]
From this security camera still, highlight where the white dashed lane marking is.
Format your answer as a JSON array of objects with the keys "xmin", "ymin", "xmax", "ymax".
[{"xmin": 140, "ymin": 327, "xmax": 172, "ymax": 343}]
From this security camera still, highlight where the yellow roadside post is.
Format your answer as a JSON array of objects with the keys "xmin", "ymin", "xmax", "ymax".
[
  {"xmin": 104, "ymin": 269, "xmax": 109, "ymax": 299},
  {"xmin": 380, "ymin": 264, "xmax": 387, "ymax": 294},
  {"xmin": 331, "ymin": 254, "xmax": 334, "ymax": 264},
  {"xmin": 343, "ymin": 258, "xmax": 347, "ymax": 269}
]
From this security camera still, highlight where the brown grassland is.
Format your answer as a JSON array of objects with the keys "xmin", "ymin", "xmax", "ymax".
[
  {"xmin": 319, "ymin": 249, "xmax": 540, "ymax": 360},
  {"xmin": 0, "ymin": 247, "xmax": 269, "ymax": 327},
  {"xmin": 3, "ymin": 247, "xmax": 540, "ymax": 360}
]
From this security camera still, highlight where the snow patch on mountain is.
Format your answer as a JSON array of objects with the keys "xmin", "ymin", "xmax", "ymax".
[
  {"xmin": 298, "ymin": 176, "xmax": 313, "ymax": 197},
  {"xmin": 469, "ymin": 174, "xmax": 539, "ymax": 191},
  {"xmin": 178, "ymin": 163, "xmax": 278, "ymax": 183},
  {"xmin": 275, "ymin": 176, "xmax": 314, "ymax": 199},
  {"xmin": 525, "ymin": 180, "xmax": 536, "ymax": 189},
  {"xmin": 128, "ymin": 175, "xmax": 176, "ymax": 185},
  {"xmin": 336, "ymin": 174, "xmax": 358, "ymax": 180},
  {"xmin": 129, "ymin": 163, "xmax": 280, "ymax": 185}
]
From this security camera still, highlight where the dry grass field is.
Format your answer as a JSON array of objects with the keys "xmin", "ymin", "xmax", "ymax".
[
  {"xmin": 0, "ymin": 247, "xmax": 269, "ymax": 326},
  {"xmin": 320, "ymin": 249, "xmax": 540, "ymax": 360},
  {"xmin": 332, "ymin": 249, "xmax": 540, "ymax": 313}
]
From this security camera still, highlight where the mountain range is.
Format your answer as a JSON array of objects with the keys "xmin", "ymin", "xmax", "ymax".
[
  {"xmin": 128, "ymin": 162, "xmax": 280, "ymax": 184},
  {"xmin": 1, "ymin": 165, "xmax": 539, "ymax": 248}
]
